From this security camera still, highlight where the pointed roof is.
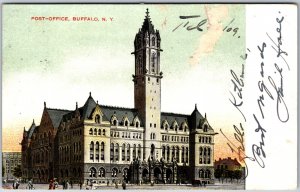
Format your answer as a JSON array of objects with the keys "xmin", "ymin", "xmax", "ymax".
[
  {"xmin": 189, "ymin": 104, "xmax": 204, "ymax": 129},
  {"xmin": 27, "ymin": 119, "xmax": 36, "ymax": 139},
  {"xmin": 141, "ymin": 8, "xmax": 155, "ymax": 34},
  {"xmin": 80, "ymin": 92, "xmax": 97, "ymax": 119}
]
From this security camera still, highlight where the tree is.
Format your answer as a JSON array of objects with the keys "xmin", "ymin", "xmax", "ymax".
[
  {"xmin": 214, "ymin": 169, "xmax": 222, "ymax": 182},
  {"xmin": 234, "ymin": 170, "xmax": 242, "ymax": 183},
  {"xmin": 13, "ymin": 165, "xmax": 22, "ymax": 178}
]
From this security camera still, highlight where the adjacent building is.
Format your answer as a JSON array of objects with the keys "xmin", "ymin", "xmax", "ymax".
[
  {"xmin": 2, "ymin": 152, "xmax": 21, "ymax": 181},
  {"xmin": 21, "ymin": 9, "xmax": 218, "ymax": 185}
]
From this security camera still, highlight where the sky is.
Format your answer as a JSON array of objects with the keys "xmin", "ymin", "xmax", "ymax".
[{"xmin": 2, "ymin": 4, "xmax": 245, "ymax": 161}]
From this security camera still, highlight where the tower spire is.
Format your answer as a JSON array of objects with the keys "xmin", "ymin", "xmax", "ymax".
[{"xmin": 146, "ymin": 8, "xmax": 149, "ymax": 18}]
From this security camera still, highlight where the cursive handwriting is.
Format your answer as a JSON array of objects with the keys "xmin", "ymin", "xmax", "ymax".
[
  {"xmin": 172, "ymin": 15, "xmax": 240, "ymax": 38},
  {"xmin": 252, "ymin": 114, "xmax": 267, "ymax": 168}
]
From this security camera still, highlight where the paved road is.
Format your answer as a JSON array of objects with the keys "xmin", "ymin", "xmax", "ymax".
[{"xmin": 2, "ymin": 181, "xmax": 245, "ymax": 190}]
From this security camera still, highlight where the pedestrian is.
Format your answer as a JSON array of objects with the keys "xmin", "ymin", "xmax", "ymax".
[
  {"xmin": 28, "ymin": 179, "xmax": 33, "ymax": 190},
  {"xmin": 54, "ymin": 180, "xmax": 58, "ymax": 189},
  {"xmin": 62, "ymin": 180, "xmax": 66, "ymax": 190},
  {"xmin": 122, "ymin": 181, "xmax": 126, "ymax": 190},
  {"xmin": 15, "ymin": 180, "xmax": 20, "ymax": 189},
  {"xmin": 79, "ymin": 181, "xmax": 82, "ymax": 190},
  {"xmin": 70, "ymin": 180, "xmax": 73, "ymax": 189},
  {"xmin": 12, "ymin": 179, "xmax": 15, "ymax": 189},
  {"xmin": 66, "ymin": 180, "xmax": 69, "ymax": 190},
  {"xmin": 49, "ymin": 180, "xmax": 54, "ymax": 190}
]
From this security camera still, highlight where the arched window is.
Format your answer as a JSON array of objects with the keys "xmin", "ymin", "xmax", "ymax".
[
  {"xmin": 127, "ymin": 144, "xmax": 130, "ymax": 161},
  {"xmin": 103, "ymin": 129, "xmax": 106, "ymax": 136},
  {"xmin": 122, "ymin": 144, "xmax": 125, "ymax": 161},
  {"xmin": 199, "ymin": 157, "xmax": 202, "ymax": 164},
  {"xmin": 113, "ymin": 120, "xmax": 117, "ymax": 126},
  {"xmin": 151, "ymin": 53, "xmax": 156, "ymax": 73},
  {"xmin": 208, "ymin": 147, "xmax": 211, "ymax": 156},
  {"xmin": 176, "ymin": 146, "xmax": 179, "ymax": 162},
  {"xmin": 152, "ymin": 37, "xmax": 155, "ymax": 46},
  {"xmin": 95, "ymin": 142, "xmax": 99, "ymax": 160},
  {"xmin": 204, "ymin": 148, "xmax": 207, "ymax": 156},
  {"xmin": 200, "ymin": 147, "xmax": 203, "ymax": 155},
  {"xmin": 133, "ymin": 144, "xmax": 137, "ymax": 160},
  {"xmin": 209, "ymin": 137, "xmax": 211, "ymax": 143},
  {"xmin": 206, "ymin": 137, "xmax": 208, "ymax": 143},
  {"xmin": 99, "ymin": 167, "xmax": 105, "ymax": 177},
  {"xmin": 181, "ymin": 147, "xmax": 185, "ymax": 163},
  {"xmin": 135, "ymin": 122, "xmax": 139, "ymax": 128},
  {"xmin": 150, "ymin": 144, "xmax": 155, "ymax": 159},
  {"xmin": 89, "ymin": 128, "xmax": 93, "ymax": 135},
  {"xmin": 124, "ymin": 120, "xmax": 128, "ymax": 127},
  {"xmin": 101, "ymin": 142, "xmax": 105, "ymax": 160},
  {"xmin": 167, "ymin": 146, "xmax": 170, "ymax": 161},
  {"xmin": 162, "ymin": 146, "xmax": 166, "ymax": 160},
  {"xmin": 199, "ymin": 169, "xmax": 204, "ymax": 178},
  {"xmin": 186, "ymin": 147, "xmax": 189, "ymax": 163},
  {"xmin": 90, "ymin": 142, "xmax": 94, "ymax": 160},
  {"xmin": 138, "ymin": 144, "xmax": 141, "ymax": 159},
  {"xmin": 172, "ymin": 146, "xmax": 175, "ymax": 160},
  {"xmin": 112, "ymin": 168, "xmax": 118, "ymax": 177},
  {"xmin": 115, "ymin": 143, "xmax": 119, "ymax": 161},
  {"xmin": 110, "ymin": 143, "xmax": 114, "ymax": 161},
  {"xmin": 98, "ymin": 129, "xmax": 101, "ymax": 135},
  {"xmin": 89, "ymin": 167, "xmax": 96, "ymax": 177},
  {"xmin": 94, "ymin": 128, "xmax": 97, "ymax": 135}
]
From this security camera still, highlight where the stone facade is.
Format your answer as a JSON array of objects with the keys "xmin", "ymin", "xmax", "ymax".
[{"xmin": 21, "ymin": 9, "xmax": 217, "ymax": 185}]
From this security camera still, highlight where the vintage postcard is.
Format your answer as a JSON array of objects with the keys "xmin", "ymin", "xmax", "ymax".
[{"xmin": 1, "ymin": 4, "xmax": 298, "ymax": 190}]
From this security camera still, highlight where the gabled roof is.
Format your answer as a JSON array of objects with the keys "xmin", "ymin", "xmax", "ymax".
[
  {"xmin": 161, "ymin": 112, "xmax": 189, "ymax": 127},
  {"xmin": 46, "ymin": 108, "xmax": 71, "ymax": 128},
  {"xmin": 100, "ymin": 105, "xmax": 139, "ymax": 124}
]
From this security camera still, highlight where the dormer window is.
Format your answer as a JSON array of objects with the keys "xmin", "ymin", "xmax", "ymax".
[
  {"xmin": 113, "ymin": 120, "xmax": 117, "ymax": 126},
  {"xmin": 95, "ymin": 114, "xmax": 100, "ymax": 124},
  {"xmin": 124, "ymin": 120, "xmax": 128, "ymax": 127},
  {"xmin": 204, "ymin": 124, "xmax": 208, "ymax": 132},
  {"xmin": 135, "ymin": 122, "xmax": 139, "ymax": 128}
]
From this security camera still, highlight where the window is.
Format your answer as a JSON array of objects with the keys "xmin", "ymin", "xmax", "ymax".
[
  {"xmin": 101, "ymin": 142, "xmax": 105, "ymax": 160},
  {"xmin": 89, "ymin": 128, "xmax": 93, "ymax": 135},
  {"xmin": 112, "ymin": 168, "xmax": 118, "ymax": 177},
  {"xmin": 151, "ymin": 53, "xmax": 156, "ymax": 73},
  {"xmin": 138, "ymin": 144, "xmax": 141, "ymax": 159},
  {"xmin": 150, "ymin": 123, "xmax": 152, "ymax": 128},
  {"xmin": 95, "ymin": 114, "xmax": 100, "ymax": 124},
  {"xmin": 90, "ymin": 141, "xmax": 94, "ymax": 160},
  {"xmin": 152, "ymin": 37, "xmax": 155, "ymax": 46},
  {"xmin": 113, "ymin": 120, "xmax": 117, "ymax": 126},
  {"xmin": 115, "ymin": 144, "xmax": 119, "ymax": 161},
  {"xmin": 154, "ymin": 124, "xmax": 156, "ymax": 128},
  {"xmin": 110, "ymin": 143, "xmax": 114, "ymax": 161},
  {"xmin": 125, "ymin": 120, "xmax": 128, "ymax": 127},
  {"xmin": 150, "ymin": 144, "xmax": 155, "ymax": 159},
  {"xmin": 122, "ymin": 144, "xmax": 125, "ymax": 161},
  {"xmin": 127, "ymin": 144, "xmax": 130, "ymax": 161},
  {"xmin": 94, "ymin": 128, "xmax": 97, "ymax": 135},
  {"xmin": 99, "ymin": 168, "xmax": 105, "ymax": 177},
  {"xmin": 204, "ymin": 124, "xmax": 208, "ymax": 132},
  {"xmin": 135, "ymin": 122, "xmax": 139, "ymax": 128},
  {"xmin": 103, "ymin": 129, "xmax": 106, "ymax": 136},
  {"xmin": 98, "ymin": 129, "xmax": 101, "ymax": 135},
  {"xmin": 181, "ymin": 147, "xmax": 185, "ymax": 163},
  {"xmin": 162, "ymin": 146, "xmax": 165, "ymax": 159},
  {"xmin": 89, "ymin": 167, "xmax": 96, "ymax": 177},
  {"xmin": 133, "ymin": 144, "xmax": 137, "ymax": 160}
]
